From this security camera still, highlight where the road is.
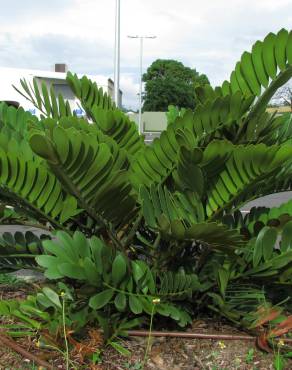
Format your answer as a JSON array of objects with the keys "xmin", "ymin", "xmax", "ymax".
[{"xmin": 242, "ymin": 191, "xmax": 292, "ymax": 211}]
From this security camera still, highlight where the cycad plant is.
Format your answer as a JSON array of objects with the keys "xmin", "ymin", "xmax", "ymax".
[{"xmin": 1, "ymin": 29, "xmax": 292, "ymax": 343}]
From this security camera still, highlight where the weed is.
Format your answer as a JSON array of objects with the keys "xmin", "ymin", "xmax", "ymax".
[
  {"xmin": 60, "ymin": 292, "xmax": 69, "ymax": 370},
  {"xmin": 274, "ymin": 352, "xmax": 285, "ymax": 370},
  {"xmin": 246, "ymin": 348, "xmax": 255, "ymax": 363},
  {"xmin": 92, "ymin": 349, "xmax": 103, "ymax": 364},
  {"xmin": 142, "ymin": 298, "xmax": 159, "ymax": 368}
]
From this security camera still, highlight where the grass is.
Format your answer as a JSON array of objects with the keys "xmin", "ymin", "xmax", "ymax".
[{"xmin": 0, "ymin": 273, "xmax": 20, "ymax": 285}]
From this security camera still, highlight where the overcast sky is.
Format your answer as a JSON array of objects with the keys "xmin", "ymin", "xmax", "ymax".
[{"xmin": 0, "ymin": 0, "xmax": 291, "ymax": 108}]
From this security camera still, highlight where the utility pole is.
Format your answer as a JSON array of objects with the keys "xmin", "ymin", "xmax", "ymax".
[
  {"xmin": 114, "ymin": 0, "xmax": 120, "ymax": 107},
  {"xmin": 128, "ymin": 35, "xmax": 156, "ymax": 134}
]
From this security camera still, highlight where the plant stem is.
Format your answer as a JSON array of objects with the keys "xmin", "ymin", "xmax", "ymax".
[
  {"xmin": 61, "ymin": 295, "xmax": 70, "ymax": 370},
  {"xmin": 142, "ymin": 303, "xmax": 155, "ymax": 368},
  {"xmin": 122, "ymin": 213, "xmax": 142, "ymax": 247},
  {"xmin": 153, "ymin": 232, "xmax": 161, "ymax": 249},
  {"xmin": 102, "ymin": 281, "xmax": 190, "ymax": 298},
  {"xmin": 196, "ymin": 245, "xmax": 211, "ymax": 273}
]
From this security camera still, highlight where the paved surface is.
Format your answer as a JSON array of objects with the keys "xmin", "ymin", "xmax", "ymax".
[
  {"xmin": 0, "ymin": 225, "xmax": 51, "ymax": 236},
  {"xmin": 242, "ymin": 191, "xmax": 292, "ymax": 211},
  {"xmin": 9, "ymin": 269, "xmax": 46, "ymax": 282}
]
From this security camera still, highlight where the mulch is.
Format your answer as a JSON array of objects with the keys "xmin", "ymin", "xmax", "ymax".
[{"xmin": 1, "ymin": 283, "xmax": 291, "ymax": 370}]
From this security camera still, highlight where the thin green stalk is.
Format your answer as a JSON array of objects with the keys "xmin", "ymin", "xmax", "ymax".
[
  {"xmin": 122, "ymin": 213, "xmax": 143, "ymax": 247},
  {"xmin": 0, "ymin": 254, "xmax": 38, "ymax": 258},
  {"xmin": 37, "ymin": 342, "xmax": 77, "ymax": 369},
  {"xmin": 142, "ymin": 301, "xmax": 157, "ymax": 368},
  {"xmin": 102, "ymin": 282, "xmax": 190, "ymax": 298},
  {"xmin": 61, "ymin": 294, "xmax": 70, "ymax": 370},
  {"xmin": 153, "ymin": 232, "xmax": 161, "ymax": 249}
]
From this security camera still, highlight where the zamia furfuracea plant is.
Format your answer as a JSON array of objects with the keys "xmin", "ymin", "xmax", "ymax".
[{"xmin": 0, "ymin": 29, "xmax": 292, "ymax": 345}]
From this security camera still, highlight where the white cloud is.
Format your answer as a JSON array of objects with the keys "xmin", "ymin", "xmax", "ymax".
[
  {"xmin": 120, "ymin": 74, "xmax": 139, "ymax": 109},
  {"xmin": 0, "ymin": 0, "xmax": 291, "ymax": 107}
]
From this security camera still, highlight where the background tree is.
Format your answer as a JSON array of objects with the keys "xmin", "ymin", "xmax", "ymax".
[
  {"xmin": 142, "ymin": 59, "xmax": 209, "ymax": 111},
  {"xmin": 273, "ymin": 83, "xmax": 292, "ymax": 111}
]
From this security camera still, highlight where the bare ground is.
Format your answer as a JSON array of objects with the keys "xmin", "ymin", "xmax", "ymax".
[{"xmin": 1, "ymin": 283, "xmax": 291, "ymax": 370}]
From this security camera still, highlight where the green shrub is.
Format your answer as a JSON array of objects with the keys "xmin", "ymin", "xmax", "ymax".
[{"xmin": 0, "ymin": 29, "xmax": 292, "ymax": 346}]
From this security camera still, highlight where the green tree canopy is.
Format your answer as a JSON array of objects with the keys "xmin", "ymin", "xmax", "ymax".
[{"xmin": 142, "ymin": 59, "xmax": 209, "ymax": 111}]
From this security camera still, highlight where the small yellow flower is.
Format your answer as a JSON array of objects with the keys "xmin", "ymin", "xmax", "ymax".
[
  {"xmin": 152, "ymin": 298, "xmax": 161, "ymax": 304},
  {"xmin": 218, "ymin": 341, "xmax": 226, "ymax": 349},
  {"xmin": 278, "ymin": 339, "xmax": 285, "ymax": 347},
  {"xmin": 60, "ymin": 291, "xmax": 66, "ymax": 297},
  {"xmin": 35, "ymin": 340, "xmax": 40, "ymax": 348}
]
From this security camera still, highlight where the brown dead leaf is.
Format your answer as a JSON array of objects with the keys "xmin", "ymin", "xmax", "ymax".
[
  {"xmin": 253, "ymin": 307, "xmax": 281, "ymax": 328},
  {"xmin": 269, "ymin": 315, "xmax": 292, "ymax": 338},
  {"xmin": 69, "ymin": 329, "xmax": 104, "ymax": 364},
  {"xmin": 256, "ymin": 333, "xmax": 272, "ymax": 353}
]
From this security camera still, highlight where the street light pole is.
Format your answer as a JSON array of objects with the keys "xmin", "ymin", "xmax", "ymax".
[
  {"xmin": 114, "ymin": 0, "xmax": 120, "ymax": 107},
  {"xmin": 128, "ymin": 35, "xmax": 156, "ymax": 134},
  {"xmin": 139, "ymin": 37, "xmax": 143, "ymax": 135}
]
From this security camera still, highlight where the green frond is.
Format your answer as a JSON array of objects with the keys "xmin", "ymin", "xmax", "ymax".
[
  {"xmin": 206, "ymin": 143, "xmax": 292, "ymax": 217},
  {"xmin": 0, "ymin": 102, "xmax": 37, "ymax": 136},
  {"xmin": 91, "ymin": 106, "xmax": 145, "ymax": 157},
  {"xmin": 240, "ymin": 222, "xmax": 292, "ymax": 279},
  {"xmin": 195, "ymin": 30, "xmax": 291, "ymax": 143},
  {"xmin": 0, "ymin": 148, "xmax": 80, "ymax": 226},
  {"xmin": 172, "ymin": 146, "xmax": 204, "ymax": 195},
  {"xmin": 222, "ymin": 199, "xmax": 292, "ymax": 239},
  {"xmin": 66, "ymin": 72, "xmax": 115, "ymax": 112},
  {"xmin": 273, "ymin": 113, "xmax": 292, "ymax": 144},
  {"xmin": 172, "ymin": 92, "xmax": 254, "ymax": 140},
  {"xmin": 13, "ymin": 78, "xmax": 73, "ymax": 119},
  {"xmin": 0, "ymin": 227, "xmax": 50, "ymax": 271},
  {"xmin": 208, "ymin": 284, "xmax": 268, "ymax": 325},
  {"xmin": 130, "ymin": 127, "xmax": 178, "ymax": 189},
  {"xmin": 140, "ymin": 184, "xmax": 242, "ymax": 248},
  {"xmin": 130, "ymin": 93, "xmax": 255, "ymax": 190},
  {"xmin": 221, "ymin": 29, "xmax": 292, "ymax": 98},
  {"xmin": 66, "ymin": 72, "xmax": 145, "ymax": 157},
  {"xmin": 243, "ymin": 111, "xmax": 285, "ymax": 144},
  {"xmin": 29, "ymin": 125, "xmax": 137, "ymax": 226}
]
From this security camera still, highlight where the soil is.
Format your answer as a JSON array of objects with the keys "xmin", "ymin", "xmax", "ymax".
[{"xmin": 1, "ymin": 282, "xmax": 291, "ymax": 370}]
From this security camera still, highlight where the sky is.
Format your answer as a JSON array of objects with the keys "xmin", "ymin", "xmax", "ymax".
[{"xmin": 0, "ymin": 0, "xmax": 291, "ymax": 109}]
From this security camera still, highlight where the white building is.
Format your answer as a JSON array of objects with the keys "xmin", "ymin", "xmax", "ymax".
[{"xmin": 0, "ymin": 64, "xmax": 122, "ymax": 115}]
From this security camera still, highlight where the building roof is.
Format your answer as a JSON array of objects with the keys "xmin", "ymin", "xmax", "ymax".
[
  {"xmin": 0, "ymin": 66, "xmax": 110, "ymax": 101},
  {"xmin": 0, "ymin": 66, "xmax": 109, "ymax": 84}
]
